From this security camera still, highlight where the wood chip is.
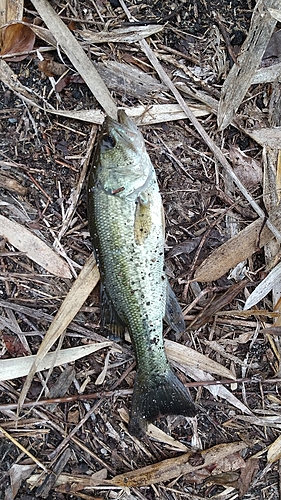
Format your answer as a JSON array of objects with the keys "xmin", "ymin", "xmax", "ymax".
[{"xmin": 77, "ymin": 24, "xmax": 163, "ymax": 44}]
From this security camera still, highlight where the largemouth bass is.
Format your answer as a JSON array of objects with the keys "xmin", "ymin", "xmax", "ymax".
[{"xmin": 87, "ymin": 110, "xmax": 196, "ymax": 436}]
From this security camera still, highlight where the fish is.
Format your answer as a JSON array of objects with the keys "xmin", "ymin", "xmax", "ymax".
[{"xmin": 87, "ymin": 110, "xmax": 196, "ymax": 436}]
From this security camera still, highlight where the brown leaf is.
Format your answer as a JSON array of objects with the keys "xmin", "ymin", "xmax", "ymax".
[
  {"xmin": 206, "ymin": 471, "xmax": 240, "ymax": 487},
  {"xmin": 184, "ymin": 451, "xmax": 245, "ymax": 485},
  {"xmin": 38, "ymin": 58, "xmax": 67, "ymax": 77},
  {"xmin": 168, "ymin": 237, "xmax": 201, "ymax": 258},
  {"xmin": 229, "ymin": 146, "xmax": 262, "ymax": 189},
  {"xmin": 0, "ymin": 172, "xmax": 27, "ymax": 196},
  {"xmin": 2, "ymin": 333, "xmax": 29, "ymax": 357},
  {"xmin": 67, "ymin": 20, "xmax": 76, "ymax": 31},
  {"xmin": 0, "ymin": 22, "xmax": 35, "ymax": 61},
  {"xmin": 238, "ymin": 458, "xmax": 259, "ymax": 497},
  {"xmin": 55, "ymin": 74, "xmax": 84, "ymax": 93}
]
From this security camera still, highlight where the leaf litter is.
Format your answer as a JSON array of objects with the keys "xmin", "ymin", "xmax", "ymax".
[{"xmin": 1, "ymin": 0, "xmax": 281, "ymax": 498}]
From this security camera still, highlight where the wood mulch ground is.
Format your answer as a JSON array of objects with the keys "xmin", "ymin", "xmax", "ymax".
[{"xmin": 1, "ymin": 0, "xmax": 281, "ymax": 498}]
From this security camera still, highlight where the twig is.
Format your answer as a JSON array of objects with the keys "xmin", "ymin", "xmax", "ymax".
[{"xmin": 213, "ymin": 11, "xmax": 239, "ymax": 65}]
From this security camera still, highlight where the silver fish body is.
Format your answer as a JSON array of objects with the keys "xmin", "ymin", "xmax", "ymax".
[{"xmin": 87, "ymin": 111, "xmax": 196, "ymax": 436}]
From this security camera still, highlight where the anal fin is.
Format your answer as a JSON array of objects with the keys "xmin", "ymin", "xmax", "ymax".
[
  {"xmin": 164, "ymin": 281, "xmax": 185, "ymax": 335},
  {"xmin": 100, "ymin": 284, "xmax": 126, "ymax": 339}
]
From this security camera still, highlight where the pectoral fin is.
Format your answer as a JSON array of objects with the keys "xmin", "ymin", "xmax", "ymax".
[
  {"xmin": 164, "ymin": 281, "xmax": 185, "ymax": 335},
  {"xmin": 100, "ymin": 285, "xmax": 126, "ymax": 339},
  {"xmin": 134, "ymin": 194, "xmax": 152, "ymax": 245}
]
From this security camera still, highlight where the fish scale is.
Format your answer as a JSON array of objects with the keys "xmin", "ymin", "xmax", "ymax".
[
  {"xmin": 87, "ymin": 110, "xmax": 196, "ymax": 436},
  {"xmin": 92, "ymin": 180, "xmax": 166, "ymax": 364}
]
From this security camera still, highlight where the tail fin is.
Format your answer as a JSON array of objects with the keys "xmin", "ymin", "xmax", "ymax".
[{"xmin": 128, "ymin": 368, "xmax": 196, "ymax": 437}]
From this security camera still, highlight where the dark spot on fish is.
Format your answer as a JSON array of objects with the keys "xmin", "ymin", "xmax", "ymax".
[{"xmin": 112, "ymin": 186, "xmax": 125, "ymax": 195}]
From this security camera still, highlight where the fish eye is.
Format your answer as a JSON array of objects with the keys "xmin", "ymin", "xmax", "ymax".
[{"xmin": 100, "ymin": 134, "xmax": 116, "ymax": 152}]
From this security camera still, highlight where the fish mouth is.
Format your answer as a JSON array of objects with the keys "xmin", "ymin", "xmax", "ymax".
[
  {"xmin": 117, "ymin": 109, "xmax": 132, "ymax": 126},
  {"xmin": 103, "ymin": 110, "xmax": 139, "ymax": 141}
]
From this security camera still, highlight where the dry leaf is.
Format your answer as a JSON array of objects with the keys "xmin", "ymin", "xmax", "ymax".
[
  {"xmin": 0, "ymin": 214, "xmax": 71, "ymax": 278},
  {"xmin": 0, "ymin": 58, "xmax": 210, "ymax": 124},
  {"xmin": 194, "ymin": 205, "xmax": 281, "ymax": 282},
  {"xmin": 0, "ymin": 22, "xmax": 35, "ymax": 61},
  {"xmin": 244, "ymin": 261, "xmax": 281, "ymax": 310},
  {"xmin": 9, "ymin": 464, "xmax": 36, "ymax": 499},
  {"xmin": 0, "ymin": 172, "xmax": 27, "ymax": 195},
  {"xmin": 95, "ymin": 60, "xmax": 165, "ymax": 99},
  {"xmin": 238, "ymin": 458, "xmax": 259, "ymax": 497},
  {"xmin": 188, "ymin": 280, "xmax": 248, "ymax": 330},
  {"xmin": 165, "ymin": 339, "xmax": 236, "ymax": 380},
  {"xmin": 95, "ymin": 349, "xmax": 111, "ymax": 385},
  {"xmin": 168, "ymin": 237, "xmax": 201, "ymax": 257},
  {"xmin": 119, "ymin": 407, "xmax": 188, "ymax": 452},
  {"xmin": 77, "ymin": 24, "xmax": 163, "ymax": 44},
  {"xmin": 185, "ymin": 452, "xmax": 245, "ymax": 486},
  {"xmin": 106, "ymin": 441, "xmax": 247, "ymax": 487},
  {"xmin": 0, "ymin": 342, "xmax": 112, "ymax": 382},
  {"xmin": 2, "ymin": 333, "xmax": 29, "ymax": 357},
  {"xmin": 38, "ymin": 58, "xmax": 67, "ymax": 77},
  {"xmin": 267, "ymin": 434, "xmax": 281, "ymax": 463},
  {"xmin": 229, "ymin": 146, "xmax": 262, "ymax": 189},
  {"xmin": 55, "ymin": 73, "xmax": 83, "ymax": 93},
  {"xmin": 27, "ymin": 469, "xmax": 107, "ymax": 491},
  {"xmin": 179, "ymin": 365, "xmax": 251, "ymax": 415}
]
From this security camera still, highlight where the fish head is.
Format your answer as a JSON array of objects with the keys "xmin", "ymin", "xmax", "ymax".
[{"xmin": 92, "ymin": 110, "xmax": 154, "ymax": 197}]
